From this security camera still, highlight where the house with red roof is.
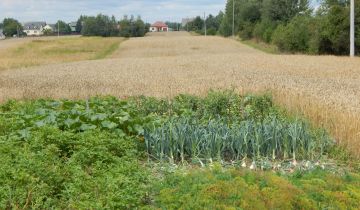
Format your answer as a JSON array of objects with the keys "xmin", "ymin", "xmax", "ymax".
[{"xmin": 149, "ymin": 21, "xmax": 168, "ymax": 32}]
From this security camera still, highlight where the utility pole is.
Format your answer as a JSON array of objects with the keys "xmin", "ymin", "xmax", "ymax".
[
  {"xmin": 204, "ymin": 12, "xmax": 207, "ymax": 36},
  {"xmin": 232, "ymin": 0, "xmax": 235, "ymax": 37},
  {"xmin": 350, "ymin": 0, "xmax": 355, "ymax": 57},
  {"xmin": 187, "ymin": 16, "xmax": 189, "ymax": 32},
  {"xmin": 57, "ymin": 21, "xmax": 60, "ymax": 37}
]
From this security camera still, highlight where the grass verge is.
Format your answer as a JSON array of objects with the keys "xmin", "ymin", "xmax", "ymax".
[
  {"xmin": 239, "ymin": 38, "xmax": 280, "ymax": 54},
  {"xmin": 0, "ymin": 37, "xmax": 124, "ymax": 71},
  {"xmin": 92, "ymin": 38, "xmax": 125, "ymax": 60}
]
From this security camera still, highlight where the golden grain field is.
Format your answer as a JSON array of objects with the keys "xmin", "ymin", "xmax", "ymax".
[
  {"xmin": 0, "ymin": 32, "xmax": 359, "ymax": 156},
  {"xmin": 0, "ymin": 36, "xmax": 124, "ymax": 71}
]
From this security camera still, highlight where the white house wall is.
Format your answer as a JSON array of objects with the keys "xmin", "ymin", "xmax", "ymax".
[
  {"xmin": 149, "ymin": 27, "xmax": 168, "ymax": 32},
  {"xmin": 24, "ymin": 30, "xmax": 44, "ymax": 36}
]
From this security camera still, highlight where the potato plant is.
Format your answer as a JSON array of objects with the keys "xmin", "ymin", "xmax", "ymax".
[{"xmin": 0, "ymin": 91, "xmax": 357, "ymax": 209}]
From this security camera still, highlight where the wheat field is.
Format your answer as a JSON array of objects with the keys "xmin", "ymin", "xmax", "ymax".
[{"xmin": 0, "ymin": 32, "xmax": 359, "ymax": 156}]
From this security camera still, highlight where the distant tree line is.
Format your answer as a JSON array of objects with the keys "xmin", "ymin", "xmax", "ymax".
[
  {"xmin": 165, "ymin": 22, "xmax": 183, "ymax": 31},
  {"xmin": 186, "ymin": 0, "xmax": 360, "ymax": 55},
  {"xmin": 1, "ymin": 14, "xmax": 147, "ymax": 38},
  {"xmin": 76, "ymin": 14, "xmax": 147, "ymax": 37},
  {"xmin": 185, "ymin": 12, "xmax": 224, "ymax": 35}
]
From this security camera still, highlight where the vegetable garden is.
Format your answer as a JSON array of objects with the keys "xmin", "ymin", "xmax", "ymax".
[{"xmin": 0, "ymin": 91, "xmax": 359, "ymax": 209}]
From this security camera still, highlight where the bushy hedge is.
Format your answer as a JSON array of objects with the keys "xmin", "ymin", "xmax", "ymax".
[
  {"xmin": 217, "ymin": 0, "xmax": 360, "ymax": 55},
  {"xmin": 272, "ymin": 15, "xmax": 313, "ymax": 53}
]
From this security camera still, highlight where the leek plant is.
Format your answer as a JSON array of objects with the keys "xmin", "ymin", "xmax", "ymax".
[{"xmin": 144, "ymin": 116, "xmax": 333, "ymax": 164}]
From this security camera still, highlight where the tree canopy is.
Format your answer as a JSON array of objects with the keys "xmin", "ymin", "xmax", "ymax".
[
  {"xmin": 2, "ymin": 18, "xmax": 23, "ymax": 37},
  {"xmin": 55, "ymin": 20, "xmax": 72, "ymax": 35},
  {"xmin": 80, "ymin": 14, "xmax": 146, "ymax": 37}
]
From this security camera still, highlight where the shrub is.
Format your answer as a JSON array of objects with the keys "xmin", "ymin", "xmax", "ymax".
[
  {"xmin": 253, "ymin": 20, "xmax": 278, "ymax": 43},
  {"xmin": 207, "ymin": 27, "xmax": 217, "ymax": 36},
  {"xmin": 239, "ymin": 22, "xmax": 255, "ymax": 40},
  {"xmin": 315, "ymin": 5, "xmax": 350, "ymax": 55},
  {"xmin": 272, "ymin": 15, "xmax": 313, "ymax": 53}
]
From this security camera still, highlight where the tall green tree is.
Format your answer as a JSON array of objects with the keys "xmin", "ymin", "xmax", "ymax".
[
  {"xmin": 207, "ymin": 12, "xmax": 224, "ymax": 30},
  {"xmin": 261, "ymin": 0, "xmax": 310, "ymax": 23},
  {"xmin": 119, "ymin": 15, "xmax": 146, "ymax": 37},
  {"xmin": 219, "ymin": 0, "xmax": 262, "ymax": 37},
  {"xmin": 2, "ymin": 18, "xmax": 23, "ymax": 37},
  {"xmin": 82, "ymin": 14, "xmax": 119, "ymax": 37},
  {"xmin": 186, "ymin": 16, "xmax": 204, "ymax": 32},
  {"xmin": 76, "ymin": 15, "xmax": 88, "ymax": 33},
  {"xmin": 81, "ymin": 16, "xmax": 97, "ymax": 36},
  {"xmin": 272, "ymin": 15, "xmax": 314, "ymax": 52},
  {"xmin": 55, "ymin": 20, "xmax": 71, "ymax": 34},
  {"xmin": 165, "ymin": 22, "xmax": 181, "ymax": 31}
]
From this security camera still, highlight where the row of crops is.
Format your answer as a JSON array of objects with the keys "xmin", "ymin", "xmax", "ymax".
[
  {"xmin": 145, "ymin": 117, "xmax": 332, "ymax": 164},
  {"xmin": 0, "ymin": 90, "xmax": 358, "ymax": 209}
]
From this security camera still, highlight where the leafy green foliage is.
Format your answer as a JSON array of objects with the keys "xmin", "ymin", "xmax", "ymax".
[
  {"xmin": 118, "ymin": 15, "xmax": 146, "ymax": 38},
  {"xmin": 185, "ymin": 16, "xmax": 204, "ymax": 32},
  {"xmin": 272, "ymin": 15, "xmax": 313, "ymax": 53},
  {"xmin": 0, "ymin": 128, "xmax": 148, "ymax": 209},
  {"xmin": 139, "ymin": 91, "xmax": 332, "ymax": 164},
  {"xmin": 55, "ymin": 20, "xmax": 72, "ymax": 35},
  {"xmin": 214, "ymin": 0, "xmax": 360, "ymax": 55},
  {"xmin": 219, "ymin": 0, "xmax": 309, "ymax": 39},
  {"xmin": 2, "ymin": 18, "xmax": 23, "ymax": 37},
  {"xmin": 145, "ymin": 116, "xmax": 333, "ymax": 163},
  {"xmin": 133, "ymin": 90, "xmax": 276, "ymax": 123},
  {"xmin": 80, "ymin": 14, "xmax": 146, "ymax": 37},
  {"xmin": 81, "ymin": 14, "xmax": 120, "ymax": 37},
  {"xmin": 0, "ymin": 97, "xmax": 153, "ymax": 137},
  {"xmin": 0, "ymin": 91, "xmax": 357, "ymax": 209},
  {"xmin": 186, "ymin": 12, "xmax": 224, "ymax": 36},
  {"xmin": 150, "ymin": 167, "xmax": 360, "ymax": 209}
]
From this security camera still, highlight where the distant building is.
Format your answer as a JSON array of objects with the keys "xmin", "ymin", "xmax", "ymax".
[
  {"xmin": 23, "ymin": 22, "xmax": 46, "ymax": 36},
  {"xmin": 149, "ymin": 21, "xmax": 168, "ymax": 32},
  {"xmin": 181, "ymin": 18, "xmax": 195, "ymax": 28},
  {"xmin": 69, "ymin": 22, "xmax": 77, "ymax": 33},
  {"xmin": 43, "ymin": 24, "xmax": 57, "ymax": 33},
  {"xmin": 0, "ymin": 29, "xmax": 5, "ymax": 39}
]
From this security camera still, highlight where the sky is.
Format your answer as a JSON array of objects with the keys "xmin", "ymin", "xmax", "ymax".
[
  {"xmin": 0, "ymin": 0, "xmax": 227, "ymax": 24},
  {"xmin": 0, "ymin": 0, "xmax": 318, "ymax": 24}
]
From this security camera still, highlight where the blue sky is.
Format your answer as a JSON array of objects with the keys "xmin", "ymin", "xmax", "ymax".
[
  {"xmin": 0, "ymin": 0, "xmax": 227, "ymax": 24},
  {"xmin": 0, "ymin": 0, "xmax": 318, "ymax": 24}
]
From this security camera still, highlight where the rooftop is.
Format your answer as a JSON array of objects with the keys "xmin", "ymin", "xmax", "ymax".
[
  {"xmin": 151, "ymin": 21, "xmax": 168, "ymax": 27},
  {"xmin": 23, "ymin": 22, "xmax": 46, "ymax": 30}
]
